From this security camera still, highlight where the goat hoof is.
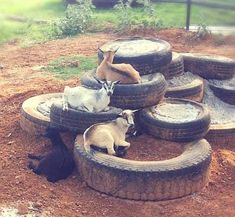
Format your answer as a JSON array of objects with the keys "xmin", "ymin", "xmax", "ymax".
[{"xmin": 28, "ymin": 161, "xmax": 35, "ymax": 170}]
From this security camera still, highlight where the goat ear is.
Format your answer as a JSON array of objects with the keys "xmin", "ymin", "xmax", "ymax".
[
  {"xmin": 98, "ymin": 47, "xmax": 104, "ymax": 54},
  {"xmin": 132, "ymin": 109, "xmax": 139, "ymax": 113},
  {"xmin": 112, "ymin": 80, "xmax": 121, "ymax": 85},
  {"xmin": 117, "ymin": 112, "xmax": 123, "ymax": 118}
]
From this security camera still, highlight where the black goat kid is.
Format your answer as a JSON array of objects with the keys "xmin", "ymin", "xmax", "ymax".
[{"xmin": 28, "ymin": 128, "xmax": 75, "ymax": 183}]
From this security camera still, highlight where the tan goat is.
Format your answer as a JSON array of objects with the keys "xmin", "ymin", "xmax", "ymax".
[
  {"xmin": 83, "ymin": 110, "xmax": 136, "ymax": 156},
  {"xmin": 96, "ymin": 48, "xmax": 141, "ymax": 84}
]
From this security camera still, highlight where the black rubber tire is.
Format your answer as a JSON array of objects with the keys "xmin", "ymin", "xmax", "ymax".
[
  {"xmin": 20, "ymin": 93, "xmax": 62, "ymax": 136},
  {"xmin": 50, "ymin": 102, "xmax": 122, "ymax": 133},
  {"xmin": 138, "ymin": 98, "xmax": 211, "ymax": 142},
  {"xmin": 165, "ymin": 78, "xmax": 204, "ymax": 102},
  {"xmin": 74, "ymin": 135, "xmax": 212, "ymax": 201},
  {"xmin": 80, "ymin": 70, "xmax": 167, "ymax": 109},
  {"xmin": 209, "ymin": 80, "xmax": 235, "ymax": 105},
  {"xmin": 182, "ymin": 53, "xmax": 235, "ymax": 80},
  {"xmin": 98, "ymin": 37, "xmax": 172, "ymax": 75},
  {"xmin": 164, "ymin": 52, "xmax": 184, "ymax": 79},
  {"xmin": 205, "ymin": 122, "xmax": 235, "ymax": 146}
]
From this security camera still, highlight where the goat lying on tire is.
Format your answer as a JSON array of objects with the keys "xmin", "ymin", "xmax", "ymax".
[
  {"xmin": 84, "ymin": 110, "xmax": 136, "ymax": 156},
  {"xmin": 63, "ymin": 79, "xmax": 119, "ymax": 112},
  {"xmin": 96, "ymin": 48, "xmax": 141, "ymax": 84}
]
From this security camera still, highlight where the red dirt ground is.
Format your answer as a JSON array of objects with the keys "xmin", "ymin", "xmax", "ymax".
[{"xmin": 0, "ymin": 29, "xmax": 234, "ymax": 217}]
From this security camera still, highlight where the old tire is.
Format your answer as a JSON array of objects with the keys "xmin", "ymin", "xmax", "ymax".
[
  {"xmin": 182, "ymin": 53, "xmax": 235, "ymax": 80},
  {"xmin": 20, "ymin": 93, "xmax": 62, "ymax": 136},
  {"xmin": 164, "ymin": 52, "xmax": 184, "ymax": 79},
  {"xmin": 208, "ymin": 79, "xmax": 235, "ymax": 105},
  {"xmin": 165, "ymin": 78, "xmax": 204, "ymax": 102},
  {"xmin": 80, "ymin": 70, "xmax": 167, "ymax": 109},
  {"xmin": 138, "ymin": 98, "xmax": 211, "ymax": 142},
  {"xmin": 50, "ymin": 102, "xmax": 122, "ymax": 133},
  {"xmin": 205, "ymin": 122, "xmax": 235, "ymax": 146},
  {"xmin": 74, "ymin": 135, "xmax": 212, "ymax": 201},
  {"xmin": 98, "ymin": 37, "xmax": 172, "ymax": 75}
]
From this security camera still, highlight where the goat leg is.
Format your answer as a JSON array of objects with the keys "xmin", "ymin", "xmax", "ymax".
[
  {"xmin": 62, "ymin": 92, "xmax": 69, "ymax": 111},
  {"xmin": 102, "ymin": 106, "xmax": 110, "ymax": 112},
  {"xmin": 104, "ymin": 142, "xmax": 116, "ymax": 155},
  {"xmin": 62, "ymin": 101, "xmax": 69, "ymax": 111},
  {"xmin": 28, "ymin": 161, "xmax": 42, "ymax": 175},
  {"xmin": 117, "ymin": 141, "xmax": 130, "ymax": 150},
  {"xmin": 47, "ymin": 176, "xmax": 58, "ymax": 183},
  {"xmin": 28, "ymin": 153, "xmax": 44, "ymax": 160}
]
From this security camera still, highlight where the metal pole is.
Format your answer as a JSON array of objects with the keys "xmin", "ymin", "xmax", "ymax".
[{"xmin": 186, "ymin": 0, "xmax": 191, "ymax": 31}]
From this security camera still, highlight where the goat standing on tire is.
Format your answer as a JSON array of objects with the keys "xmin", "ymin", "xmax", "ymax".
[
  {"xmin": 63, "ymin": 79, "xmax": 119, "ymax": 112},
  {"xmin": 83, "ymin": 110, "xmax": 136, "ymax": 156},
  {"xmin": 97, "ymin": 48, "xmax": 141, "ymax": 84}
]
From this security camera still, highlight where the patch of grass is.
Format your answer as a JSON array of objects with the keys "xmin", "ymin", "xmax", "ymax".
[
  {"xmin": 46, "ymin": 55, "xmax": 97, "ymax": 79},
  {"xmin": 93, "ymin": 3, "xmax": 187, "ymax": 29},
  {"xmin": 94, "ymin": 2, "xmax": 235, "ymax": 29},
  {"xmin": 0, "ymin": 0, "xmax": 65, "ymax": 19},
  {"xmin": 1, "ymin": 0, "xmax": 235, "ymax": 44},
  {"xmin": 0, "ymin": 0, "xmax": 65, "ymax": 44}
]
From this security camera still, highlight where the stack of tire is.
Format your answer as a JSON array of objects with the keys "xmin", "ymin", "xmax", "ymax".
[
  {"xmin": 181, "ymin": 53, "xmax": 235, "ymax": 146},
  {"xmin": 20, "ymin": 37, "xmax": 213, "ymax": 201},
  {"xmin": 49, "ymin": 37, "xmax": 170, "ymax": 133},
  {"xmin": 73, "ymin": 37, "xmax": 212, "ymax": 201}
]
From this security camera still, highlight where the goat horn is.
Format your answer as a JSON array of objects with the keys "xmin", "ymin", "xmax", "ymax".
[
  {"xmin": 98, "ymin": 47, "xmax": 104, "ymax": 53},
  {"xmin": 113, "ymin": 47, "xmax": 119, "ymax": 53},
  {"xmin": 112, "ymin": 80, "xmax": 121, "ymax": 85},
  {"xmin": 93, "ymin": 76, "xmax": 102, "ymax": 84}
]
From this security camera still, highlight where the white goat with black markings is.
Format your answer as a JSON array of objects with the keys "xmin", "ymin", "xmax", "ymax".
[
  {"xmin": 96, "ymin": 48, "xmax": 141, "ymax": 84},
  {"xmin": 83, "ymin": 110, "xmax": 136, "ymax": 156},
  {"xmin": 63, "ymin": 79, "xmax": 119, "ymax": 112}
]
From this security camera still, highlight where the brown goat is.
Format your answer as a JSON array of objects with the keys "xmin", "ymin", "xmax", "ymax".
[{"xmin": 96, "ymin": 48, "xmax": 141, "ymax": 84}]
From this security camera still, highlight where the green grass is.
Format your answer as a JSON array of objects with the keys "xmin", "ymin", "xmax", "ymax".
[
  {"xmin": 0, "ymin": 0, "xmax": 64, "ymax": 44},
  {"xmin": 1, "ymin": 0, "xmax": 235, "ymax": 44},
  {"xmin": 94, "ymin": 2, "xmax": 235, "ymax": 28},
  {"xmin": 46, "ymin": 55, "xmax": 97, "ymax": 79},
  {"xmin": 0, "ymin": 0, "xmax": 65, "ymax": 18}
]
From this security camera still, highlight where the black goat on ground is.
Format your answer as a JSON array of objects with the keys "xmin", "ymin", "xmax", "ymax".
[{"xmin": 28, "ymin": 128, "xmax": 75, "ymax": 183}]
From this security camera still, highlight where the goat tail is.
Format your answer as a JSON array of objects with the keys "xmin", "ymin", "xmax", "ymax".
[
  {"xmin": 84, "ymin": 142, "xmax": 91, "ymax": 153},
  {"xmin": 83, "ymin": 131, "xmax": 91, "ymax": 153},
  {"xmin": 84, "ymin": 138, "xmax": 91, "ymax": 153}
]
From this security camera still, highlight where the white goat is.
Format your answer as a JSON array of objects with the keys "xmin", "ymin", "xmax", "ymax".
[
  {"xmin": 63, "ymin": 79, "xmax": 119, "ymax": 112},
  {"xmin": 83, "ymin": 110, "xmax": 136, "ymax": 156},
  {"xmin": 96, "ymin": 48, "xmax": 141, "ymax": 84}
]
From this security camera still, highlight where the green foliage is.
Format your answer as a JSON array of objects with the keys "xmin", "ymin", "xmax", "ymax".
[
  {"xmin": 114, "ymin": 0, "xmax": 133, "ymax": 29},
  {"xmin": 1, "ymin": 0, "xmax": 235, "ymax": 44},
  {"xmin": 50, "ymin": 0, "xmax": 94, "ymax": 38},
  {"xmin": 114, "ymin": 0, "xmax": 163, "ymax": 30},
  {"xmin": 192, "ymin": 15, "xmax": 211, "ymax": 42},
  {"xmin": 136, "ymin": 0, "xmax": 163, "ymax": 28},
  {"xmin": 195, "ymin": 23, "xmax": 211, "ymax": 39},
  {"xmin": 46, "ymin": 55, "xmax": 97, "ymax": 79}
]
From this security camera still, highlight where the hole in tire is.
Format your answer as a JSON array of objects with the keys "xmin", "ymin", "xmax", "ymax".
[{"xmin": 124, "ymin": 134, "xmax": 185, "ymax": 161}]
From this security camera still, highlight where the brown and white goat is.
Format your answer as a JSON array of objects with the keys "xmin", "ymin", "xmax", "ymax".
[{"xmin": 96, "ymin": 48, "xmax": 141, "ymax": 84}]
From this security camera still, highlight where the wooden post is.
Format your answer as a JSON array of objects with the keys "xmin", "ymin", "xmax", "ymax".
[{"xmin": 186, "ymin": 0, "xmax": 191, "ymax": 31}]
